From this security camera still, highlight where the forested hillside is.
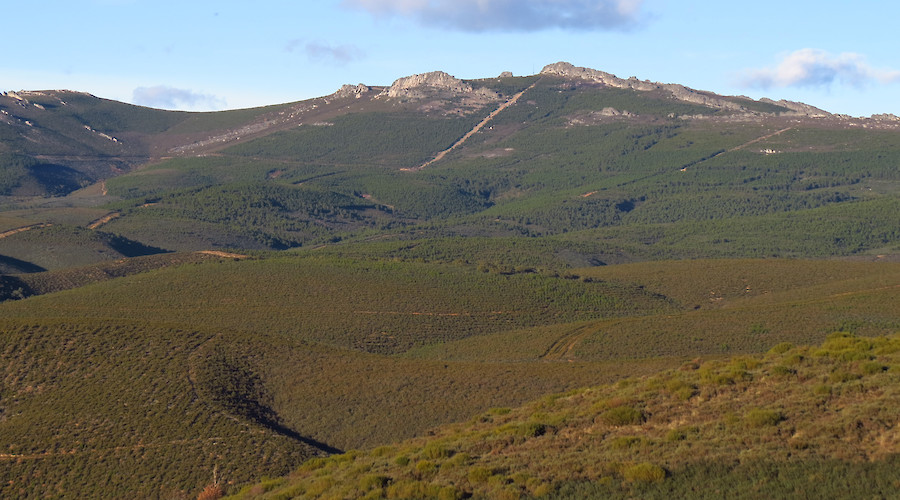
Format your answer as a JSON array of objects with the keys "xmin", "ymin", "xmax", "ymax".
[{"xmin": 1, "ymin": 64, "xmax": 898, "ymax": 498}]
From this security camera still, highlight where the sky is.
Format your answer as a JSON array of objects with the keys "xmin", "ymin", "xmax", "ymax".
[{"xmin": 3, "ymin": 0, "xmax": 899, "ymax": 117}]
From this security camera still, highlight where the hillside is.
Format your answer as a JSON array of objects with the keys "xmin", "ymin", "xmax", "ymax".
[
  {"xmin": 229, "ymin": 331, "xmax": 900, "ymax": 499},
  {"xmin": 1, "ymin": 256, "xmax": 898, "ymax": 498},
  {"xmin": 1, "ymin": 62, "xmax": 899, "ymax": 498},
  {"xmin": 2, "ymin": 62, "xmax": 898, "ymax": 269}
]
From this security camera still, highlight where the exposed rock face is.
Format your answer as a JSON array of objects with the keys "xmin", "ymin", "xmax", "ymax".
[
  {"xmin": 499, "ymin": 71, "xmax": 514, "ymax": 78},
  {"xmin": 540, "ymin": 62, "xmax": 747, "ymax": 112},
  {"xmin": 567, "ymin": 107, "xmax": 636, "ymax": 127},
  {"xmin": 759, "ymin": 98, "xmax": 829, "ymax": 117},
  {"xmin": 541, "ymin": 62, "xmax": 831, "ymax": 117},
  {"xmin": 598, "ymin": 107, "xmax": 633, "ymax": 117},
  {"xmin": 332, "ymin": 84, "xmax": 372, "ymax": 99},
  {"xmin": 870, "ymin": 113, "xmax": 900, "ymax": 121},
  {"xmin": 541, "ymin": 62, "xmax": 637, "ymax": 89},
  {"xmin": 382, "ymin": 71, "xmax": 498, "ymax": 100}
]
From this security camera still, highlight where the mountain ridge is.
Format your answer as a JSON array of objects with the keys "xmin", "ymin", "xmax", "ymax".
[{"xmin": 7, "ymin": 61, "xmax": 900, "ymax": 120}]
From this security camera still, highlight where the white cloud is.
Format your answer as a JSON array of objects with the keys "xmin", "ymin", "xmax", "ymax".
[
  {"xmin": 740, "ymin": 49, "xmax": 900, "ymax": 89},
  {"xmin": 286, "ymin": 40, "xmax": 365, "ymax": 64},
  {"xmin": 132, "ymin": 86, "xmax": 226, "ymax": 111},
  {"xmin": 342, "ymin": 0, "xmax": 646, "ymax": 32}
]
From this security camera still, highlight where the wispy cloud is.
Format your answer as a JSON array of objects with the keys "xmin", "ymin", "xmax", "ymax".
[
  {"xmin": 342, "ymin": 0, "xmax": 647, "ymax": 32},
  {"xmin": 132, "ymin": 86, "xmax": 226, "ymax": 111},
  {"xmin": 286, "ymin": 40, "xmax": 365, "ymax": 64},
  {"xmin": 740, "ymin": 49, "xmax": 900, "ymax": 89}
]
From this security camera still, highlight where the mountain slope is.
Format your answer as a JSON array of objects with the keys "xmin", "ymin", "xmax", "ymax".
[
  {"xmin": 2, "ymin": 63, "xmax": 900, "ymax": 499},
  {"xmin": 3, "ymin": 63, "xmax": 899, "ymax": 261},
  {"xmin": 1, "ymin": 256, "xmax": 898, "ymax": 498},
  {"xmin": 228, "ymin": 332, "xmax": 900, "ymax": 499}
]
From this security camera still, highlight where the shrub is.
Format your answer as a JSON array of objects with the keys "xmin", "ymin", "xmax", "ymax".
[
  {"xmin": 814, "ymin": 384, "xmax": 833, "ymax": 396},
  {"xmin": 415, "ymin": 460, "xmax": 436, "ymax": 476},
  {"xmin": 468, "ymin": 467, "xmax": 493, "ymax": 484},
  {"xmin": 830, "ymin": 370, "xmax": 861, "ymax": 384},
  {"xmin": 362, "ymin": 490, "xmax": 385, "ymax": 500},
  {"xmin": 517, "ymin": 422, "xmax": 548, "ymax": 438},
  {"xmin": 370, "ymin": 446, "xmax": 395, "ymax": 457},
  {"xmin": 298, "ymin": 457, "xmax": 330, "ymax": 472},
  {"xmin": 861, "ymin": 362, "xmax": 887, "ymax": 375},
  {"xmin": 530, "ymin": 482, "xmax": 552, "ymax": 497},
  {"xmin": 196, "ymin": 484, "xmax": 224, "ymax": 500},
  {"xmin": 490, "ymin": 485, "xmax": 524, "ymax": 500},
  {"xmin": 622, "ymin": 462, "xmax": 666, "ymax": 483},
  {"xmin": 610, "ymin": 436, "xmax": 643, "ymax": 449},
  {"xmin": 305, "ymin": 478, "xmax": 335, "ymax": 498},
  {"xmin": 666, "ymin": 379, "xmax": 697, "ymax": 400},
  {"xmin": 769, "ymin": 342, "xmax": 795, "ymax": 355},
  {"xmin": 444, "ymin": 452, "xmax": 470, "ymax": 468},
  {"xmin": 423, "ymin": 442, "xmax": 453, "ymax": 459},
  {"xmin": 600, "ymin": 406, "xmax": 645, "ymax": 426},
  {"xmin": 386, "ymin": 480, "xmax": 437, "ymax": 499},
  {"xmin": 785, "ymin": 353, "xmax": 806, "ymax": 366},
  {"xmin": 745, "ymin": 408, "xmax": 784, "ymax": 428},
  {"xmin": 679, "ymin": 359, "xmax": 701, "ymax": 371},
  {"xmin": 665, "ymin": 429, "xmax": 687, "ymax": 442},
  {"xmin": 699, "ymin": 365, "xmax": 741, "ymax": 385},
  {"xmin": 437, "ymin": 486, "xmax": 463, "ymax": 500},
  {"xmin": 360, "ymin": 474, "xmax": 391, "ymax": 491},
  {"xmin": 770, "ymin": 365, "xmax": 796, "ymax": 378}
]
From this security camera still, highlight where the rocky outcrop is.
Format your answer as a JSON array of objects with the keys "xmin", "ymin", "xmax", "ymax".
[
  {"xmin": 382, "ymin": 71, "xmax": 498, "ymax": 100},
  {"xmin": 567, "ymin": 107, "xmax": 636, "ymax": 127},
  {"xmin": 598, "ymin": 107, "xmax": 633, "ymax": 117},
  {"xmin": 540, "ymin": 62, "xmax": 747, "ymax": 112},
  {"xmin": 869, "ymin": 113, "xmax": 900, "ymax": 122},
  {"xmin": 759, "ymin": 98, "xmax": 830, "ymax": 117},
  {"xmin": 664, "ymin": 84, "xmax": 747, "ymax": 112},
  {"xmin": 332, "ymin": 84, "xmax": 372, "ymax": 99},
  {"xmin": 541, "ymin": 62, "xmax": 643, "ymax": 90},
  {"xmin": 541, "ymin": 62, "xmax": 831, "ymax": 117}
]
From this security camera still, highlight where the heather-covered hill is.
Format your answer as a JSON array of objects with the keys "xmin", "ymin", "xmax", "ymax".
[
  {"xmin": 229, "ymin": 332, "xmax": 900, "ymax": 499},
  {"xmin": 2, "ymin": 63, "xmax": 900, "ymax": 498},
  {"xmin": 1, "ymin": 256, "xmax": 898, "ymax": 497}
]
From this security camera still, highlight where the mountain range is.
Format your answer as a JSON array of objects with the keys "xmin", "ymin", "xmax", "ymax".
[{"xmin": 0, "ymin": 63, "xmax": 898, "ymax": 499}]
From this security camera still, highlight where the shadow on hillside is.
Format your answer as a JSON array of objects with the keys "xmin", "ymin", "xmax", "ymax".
[
  {"xmin": 0, "ymin": 254, "xmax": 47, "ymax": 274},
  {"xmin": 105, "ymin": 234, "xmax": 170, "ymax": 258},
  {"xmin": 196, "ymin": 349, "xmax": 344, "ymax": 455},
  {"xmin": 0, "ymin": 274, "xmax": 35, "ymax": 302}
]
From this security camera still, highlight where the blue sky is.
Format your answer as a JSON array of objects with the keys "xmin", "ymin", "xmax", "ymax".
[{"xmin": 4, "ymin": 0, "xmax": 899, "ymax": 116}]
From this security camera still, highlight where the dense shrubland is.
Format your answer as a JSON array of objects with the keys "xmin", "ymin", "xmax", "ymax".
[{"xmin": 1, "ymin": 73, "xmax": 899, "ymax": 499}]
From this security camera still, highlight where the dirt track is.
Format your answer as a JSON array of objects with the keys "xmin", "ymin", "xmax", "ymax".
[
  {"xmin": 0, "ymin": 223, "xmax": 52, "ymax": 239},
  {"xmin": 87, "ymin": 212, "xmax": 120, "ymax": 230},
  {"xmin": 728, "ymin": 127, "xmax": 793, "ymax": 152},
  {"xmin": 407, "ymin": 82, "xmax": 538, "ymax": 171},
  {"xmin": 540, "ymin": 323, "xmax": 596, "ymax": 361},
  {"xmin": 196, "ymin": 250, "xmax": 249, "ymax": 259},
  {"xmin": 680, "ymin": 127, "xmax": 794, "ymax": 172}
]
